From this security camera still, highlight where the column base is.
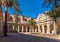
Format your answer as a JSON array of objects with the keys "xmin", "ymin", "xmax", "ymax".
[
  {"xmin": 46, "ymin": 32, "xmax": 50, "ymax": 34},
  {"xmin": 38, "ymin": 30, "xmax": 41, "ymax": 33},
  {"xmin": 47, "ymin": 31, "xmax": 50, "ymax": 34},
  {"xmin": 52, "ymin": 30, "xmax": 57, "ymax": 35}
]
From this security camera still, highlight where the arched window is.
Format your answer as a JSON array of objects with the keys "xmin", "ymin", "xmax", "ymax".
[
  {"xmin": 23, "ymin": 17, "xmax": 27, "ymax": 21},
  {"xmin": 7, "ymin": 15, "xmax": 13, "ymax": 22},
  {"xmin": 17, "ymin": 17, "xmax": 20, "ymax": 22},
  {"xmin": 10, "ymin": 16, "xmax": 13, "ymax": 21},
  {"xmin": 50, "ymin": 24, "xmax": 53, "ymax": 33},
  {"xmin": 15, "ymin": 17, "xmax": 21, "ymax": 22},
  {"xmin": 44, "ymin": 25, "xmax": 47, "ymax": 33}
]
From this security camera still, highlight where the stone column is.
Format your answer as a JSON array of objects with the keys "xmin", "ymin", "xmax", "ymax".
[
  {"xmin": 32, "ymin": 27, "xmax": 34, "ymax": 32},
  {"xmin": 26, "ymin": 26, "xmax": 27, "ymax": 32},
  {"xmin": 29, "ymin": 26, "xmax": 31, "ymax": 32},
  {"xmin": 22, "ymin": 26, "xmax": 24, "ymax": 32},
  {"xmin": 52, "ymin": 21, "xmax": 57, "ymax": 34},
  {"xmin": 35, "ymin": 28, "xmax": 37, "ymax": 33},
  {"xmin": 42, "ymin": 24, "xmax": 45, "ymax": 33},
  {"xmin": 18, "ymin": 25, "xmax": 19, "ymax": 32},
  {"xmin": 13, "ymin": 25, "xmax": 14, "ymax": 31},
  {"xmin": 47, "ymin": 24, "xmax": 50, "ymax": 34},
  {"xmin": 38, "ymin": 24, "xmax": 41, "ymax": 33}
]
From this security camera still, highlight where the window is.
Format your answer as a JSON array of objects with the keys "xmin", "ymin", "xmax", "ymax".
[
  {"xmin": 10, "ymin": 16, "xmax": 13, "ymax": 21},
  {"xmin": 7, "ymin": 16, "xmax": 13, "ymax": 22},
  {"xmin": 15, "ymin": 17, "xmax": 21, "ymax": 22},
  {"xmin": 23, "ymin": 17, "xmax": 27, "ymax": 21},
  {"xmin": 17, "ymin": 17, "xmax": 21, "ymax": 22}
]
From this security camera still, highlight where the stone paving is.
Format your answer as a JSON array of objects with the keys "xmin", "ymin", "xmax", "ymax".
[
  {"xmin": 0, "ymin": 33, "xmax": 60, "ymax": 42},
  {"xmin": 30, "ymin": 33, "xmax": 60, "ymax": 40}
]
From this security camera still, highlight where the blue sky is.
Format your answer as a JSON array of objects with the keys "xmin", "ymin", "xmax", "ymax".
[{"xmin": 2, "ymin": 0, "xmax": 52, "ymax": 18}]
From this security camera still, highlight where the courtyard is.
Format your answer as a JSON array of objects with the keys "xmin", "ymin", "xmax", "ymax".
[
  {"xmin": 0, "ymin": 33, "xmax": 60, "ymax": 42},
  {"xmin": 0, "ymin": 0, "xmax": 60, "ymax": 42}
]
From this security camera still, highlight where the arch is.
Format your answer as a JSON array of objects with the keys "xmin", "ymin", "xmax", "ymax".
[
  {"xmin": 44, "ymin": 25, "xmax": 47, "ymax": 33},
  {"xmin": 7, "ymin": 15, "xmax": 13, "ymax": 22},
  {"xmin": 17, "ymin": 17, "xmax": 21, "ymax": 22},
  {"xmin": 36, "ymin": 26, "xmax": 38, "ymax": 32},
  {"xmin": 19, "ymin": 25, "xmax": 22, "ymax": 32},
  {"xmin": 57, "ymin": 22, "xmax": 60, "ymax": 34},
  {"xmin": 27, "ymin": 26, "xmax": 30, "ymax": 32},
  {"xmin": 8, "ymin": 24, "xmax": 13, "ymax": 32},
  {"xmin": 40, "ymin": 25, "xmax": 42, "ymax": 32},
  {"xmin": 23, "ymin": 17, "xmax": 27, "ymax": 21},
  {"xmin": 34, "ymin": 26, "xmax": 36, "ymax": 32},
  {"xmin": 24, "ymin": 26, "xmax": 26, "ymax": 32},
  {"xmin": 50, "ymin": 24, "xmax": 53, "ymax": 33},
  {"xmin": 10, "ymin": 16, "xmax": 13, "ymax": 21}
]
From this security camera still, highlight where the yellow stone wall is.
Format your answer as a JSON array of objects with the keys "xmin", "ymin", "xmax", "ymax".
[{"xmin": 56, "ymin": 17, "xmax": 60, "ymax": 34}]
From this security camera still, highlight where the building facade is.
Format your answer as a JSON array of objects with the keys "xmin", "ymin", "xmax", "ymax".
[
  {"xmin": 36, "ymin": 13, "xmax": 60, "ymax": 34},
  {"xmin": 0, "ymin": 13, "xmax": 60, "ymax": 34},
  {"xmin": 0, "ymin": 13, "xmax": 38, "ymax": 33}
]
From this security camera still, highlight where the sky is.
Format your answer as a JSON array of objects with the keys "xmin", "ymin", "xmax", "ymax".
[{"xmin": 2, "ymin": 0, "xmax": 52, "ymax": 18}]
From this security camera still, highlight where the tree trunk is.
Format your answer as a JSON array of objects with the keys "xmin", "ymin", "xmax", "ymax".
[{"xmin": 3, "ymin": 7, "xmax": 8, "ymax": 37}]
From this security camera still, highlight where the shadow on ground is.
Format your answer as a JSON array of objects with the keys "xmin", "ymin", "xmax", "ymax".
[{"xmin": 0, "ymin": 33, "xmax": 60, "ymax": 42}]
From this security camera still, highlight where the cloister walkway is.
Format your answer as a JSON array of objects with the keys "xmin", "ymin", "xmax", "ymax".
[{"xmin": 0, "ymin": 33, "xmax": 60, "ymax": 42}]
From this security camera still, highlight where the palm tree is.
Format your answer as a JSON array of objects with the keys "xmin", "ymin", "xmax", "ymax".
[
  {"xmin": 0, "ymin": 0, "xmax": 19, "ymax": 36},
  {"xmin": 47, "ymin": 7, "xmax": 60, "ymax": 34},
  {"xmin": 0, "ymin": 0, "xmax": 3, "ymax": 21},
  {"xmin": 43, "ymin": 0, "xmax": 60, "ymax": 7},
  {"xmin": 13, "ymin": 6, "xmax": 20, "ymax": 33},
  {"xmin": 28, "ymin": 18, "xmax": 36, "ymax": 32},
  {"xmin": 42, "ymin": 0, "xmax": 60, "ymax": 34}
]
